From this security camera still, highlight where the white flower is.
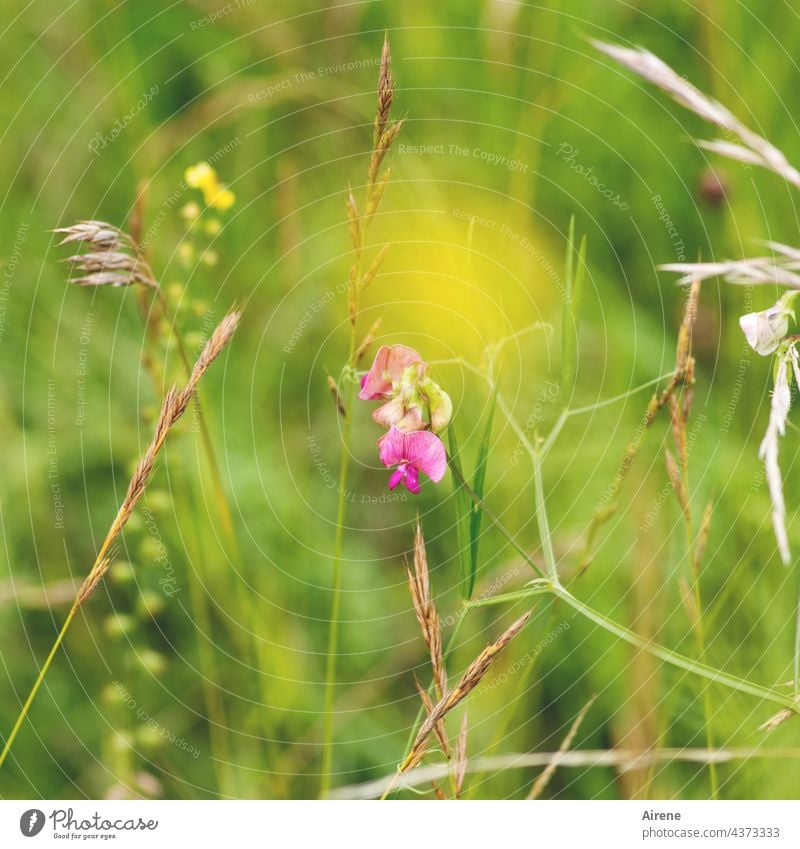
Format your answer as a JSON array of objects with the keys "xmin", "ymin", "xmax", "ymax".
[
  {"xmin": 759, "ymin": 343, "xmax": 800, "ymax": 564},
  {"xmin": 739, "ymin": 291, "xmax": 798, "ymax": 355}
]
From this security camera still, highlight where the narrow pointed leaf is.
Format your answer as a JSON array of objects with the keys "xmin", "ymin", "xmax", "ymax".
[
  {"xmin": 467, "ymin": 382, "xmax": 499, "ymax": 598},
  {"xmin": 449, "ymin": 425, "xmax": 473, "ymax": 599}
]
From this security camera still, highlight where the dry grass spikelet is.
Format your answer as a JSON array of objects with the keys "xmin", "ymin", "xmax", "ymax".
[
  {"xmin": 401, "ymin": 610, "xmax": 532, "ymax": 772},
  {"xmin": 406, "ymin": 521, "xmax": 447, "ymax": 700},
  {"xmin": 354, "ymin": 317, "xmax": 382, "ymax": 364},
  {"xmin": 56, "ymin": 220, "xmax": 156, "ymax": 288},
  {"xmin": 454, "ymin": 713, "xmax": 468, "ymax": 798},
  {"xmin": 73, "ymin": 308, "xmax": 240, "ymax": 607}
]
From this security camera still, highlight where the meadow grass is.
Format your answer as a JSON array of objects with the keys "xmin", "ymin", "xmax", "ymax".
[{"xmin": 3, "ymin": 3, "xmax": 800, "ymax": 801}]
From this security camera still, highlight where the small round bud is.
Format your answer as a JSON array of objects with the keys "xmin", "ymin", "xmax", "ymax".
[
  {"xmin": 103, "ymin": 614, "xmax": 137, "ymax": 639},
  {"xmin": 201, "ymin": 249, "xmax": 218, "ymax": 267},
  {"xmin": 136, "ymin": 725, "xmax": 165, "ymax": 750},
  {"xmin": 136, "ymin": 591, "xmax": 166, "ymax": 619},
  {"xmin": 137, "ymin": 649, "xmax": 168, "ymax": 676},
  {"xmin": 109, "ymin": 560, "xmax": 136, "ymax": 587}
]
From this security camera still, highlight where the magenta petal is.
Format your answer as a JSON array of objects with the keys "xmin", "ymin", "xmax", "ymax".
[
  {"xmin": 404, "ymin": 465, "xmax": 420, "ymax": 494},
  {"xmin": 388, "ymin": 466, "xmax": 405, "ymax": 490},
  {"xmin": 404, "ymin": 431, "xmax": 447, "ymax": 482},
  {"xmin": 378, "ymin": 426, "xmax": 407, "ymax": 467}
]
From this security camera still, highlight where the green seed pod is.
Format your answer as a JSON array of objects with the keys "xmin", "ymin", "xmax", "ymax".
[
  {"xmin": 103, "ymin": 613, "xmax": 137, "ymax": 639},
  {"xmin": 137, "ymin": 649, "xmax": 168, "ymax": 676},
  {"xmin": 136, "ymin": 591, "xmax": 165, "ymax": 619},
  {"xmin": 136, "ymin": 724, "xmax": 165, "ymax": 750},
  {"xmin": 109, "ymin": 559, "xmax": 136, "ymax": 587}
]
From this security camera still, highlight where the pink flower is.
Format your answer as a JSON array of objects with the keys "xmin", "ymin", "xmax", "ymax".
[
  {"xmin": 358, "ymin": 344, "xmax": 423, "ymax": 401},
  {"xmin": 359, "ymin": 344, "xmax": 452, "ymax": 434},
  {"xmin": 378, "ymin": 427, "xmax": 447, "ymax": 494}
]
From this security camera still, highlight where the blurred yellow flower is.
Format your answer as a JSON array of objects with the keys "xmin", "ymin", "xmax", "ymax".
[
  {"xmin": 184, "ymin": 162, "xmax": 235, "ymax": 211},
  {"xmin": 184, "ymin": 162, "xmax": 215, "ymax": 191},
  {"xmin": 180, "ymin": 202, "xmax": 200, "ymax": 221},
  {"xmin": 208, "ymin": 186, "xmax": 235, "ymax": 211}
]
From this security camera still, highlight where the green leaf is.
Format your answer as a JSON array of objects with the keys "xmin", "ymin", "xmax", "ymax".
[
  {"xmin": 467, "ymin": 381, "xmax": 499, "ymax": 599},
  {"xmin": 448, "ymin": 425, "xmax": 472, "ymax": 599}
]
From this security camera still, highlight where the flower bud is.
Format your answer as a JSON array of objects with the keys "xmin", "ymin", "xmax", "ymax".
[
  {"xmin": 739, "ymin": 291, "xmax": 798, "ymax": 355},
  {"xmin": 420, "ymin": 376, "xmax": 452, "ymax": 433}
]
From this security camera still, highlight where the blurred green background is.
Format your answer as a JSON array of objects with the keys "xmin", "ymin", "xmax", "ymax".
[{"xmin": 1, "ymin": 0, "xmax": 799, "ymax": 800}]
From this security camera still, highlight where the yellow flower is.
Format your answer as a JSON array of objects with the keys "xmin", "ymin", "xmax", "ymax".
[
  {"xmin": 184, "ymin": 162, "xmax": 216, "ymax": 191},
  {"xmin": 208, "ymin": 186, "xmax": 235, "ymax": 211},
  {"xmin": 184, "ymin": 161, "xmax": 235, "ymax": 211}
]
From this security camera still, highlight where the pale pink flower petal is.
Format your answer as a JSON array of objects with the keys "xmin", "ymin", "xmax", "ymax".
[
  {"xmin": 359, "ymin": 344, "xmax": 423, "ymax": 400},
  {"xmin": 373, "ymin": 396, "xmax": 407, "ymax": 429}
]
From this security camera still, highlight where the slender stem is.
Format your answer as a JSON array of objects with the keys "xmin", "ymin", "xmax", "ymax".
[
  {"xmin": 684, "ymin": 515, "xmax": 718, "ymax": 798},
  {"xmin": 447, "ymin": 459, "xmax": 546, "ymax": 581},
  {"xmin": 177, "ymin": 480, "xmax": 238, "ymax": 797},
  {"xmin": 447, "ymin": 484, "xmax": 796, "ymax": 710},
  {"xmin": 551, "ymin": 584, "xmax": 795, "ymax": 709},
  {"xmin": 320, "ymin": 261, "xmax": 360, "ymax": 795},
  {"xmin": 155, "ymin": 289, "xmax": 239, "ymax": 551},
  {"xmin": 467, "ymin": 604, "xmax": 557, "ymax": 797},
  {"xmin": 794, "ymin": 571, "xmax": 800, "ymax": 696},
  {"xmin": 533, "ymin": 447, "xmax": 558, "ymax": 584},
  {"xmin": 0, "ymin": 500, "xmax": 130, "ymax": 769},
  {"xmin": 540, "ymin": 408, "xmax": 568, "ymax": 458},
  {"xmin": 320, "ymin": 386, "xmax": 354, "ymax": 797},
  {"xmin": 381, "ymin": 607, "xmax": 469, "ymax": 799},
  {"xmin": 473, "ymin": 582, "xmax": 794, "ymax": 709},
  {"xmin": 0, "ymin": 604, "xmax": 77, "ymax": 768}
]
